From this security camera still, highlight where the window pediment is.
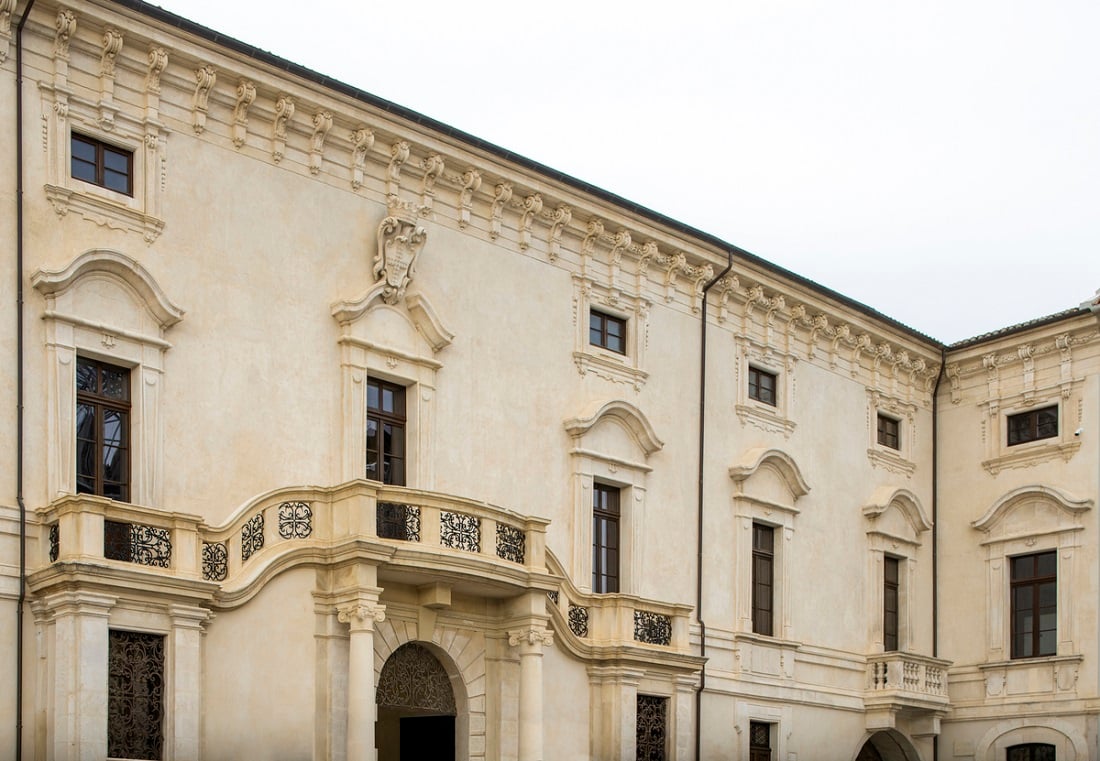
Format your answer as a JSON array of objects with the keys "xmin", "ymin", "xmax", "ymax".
[
  {"xmin": 728, "ymin": 448, "xmax": 810, "ymax": 510},
  {"xmin": 563, "ymin": 400, "xmax": 663, "ymax": 459},
  {"xmin": 863, "ymin": 487, "xmax": 931, "ymax": 546},
  {"xmin": 972, "ymin": 486, "xmax": 1092, "ymax": 540}
]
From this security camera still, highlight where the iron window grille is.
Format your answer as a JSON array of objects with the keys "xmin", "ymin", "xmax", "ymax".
[
  {"xmin": 748, "ymin": 366, "xmax": 777, "ymax": 406},
  {"xmin": 877, "ymin": 414, "xmax": 900, "ymax": 450},
  {"xmin": 1007, "ymin": 744, "xmax": 1056, "ymax": 761},
  {"xmin": 592, "ymin": 483, "xmax": 620, "ymax": 593},
  {"xmin": 367, "ymin": 378, "xmax": 407, "ymax": 485},
  {"xmin": 883, "ymin": 556, "xmax": 900, "ymax": 651},
  {"xmin": 76, "ymin": 356, "xmax": 130, "ymax": 502},
  {"xmin": 749, "ymin": 721, "xmax": 772, "ymax": 761},
  {"xmin": 71, "ymin": 133, "xmax": 133, "ymax": 195},
  {"xmin": 1011, "ymin": 550, "xmax": 1057, "ymax": 658},
  {"xmin": 752, "ymin": 523, "xmax": 774, "ymax": 636},
  {"xmin": 635, "ymin": 695, "xmax": 668, "ymax": 761},
  {"xmin": 108, "ymin": 629, "xmax": 164, "ymax": 760},
  {"xmin": 589, "ymin": 309, "xmax": 626, "ymax": 354},
  {"xmin": 1007, "ymin": 405, "xmax": 1058, "ymax": 446}
]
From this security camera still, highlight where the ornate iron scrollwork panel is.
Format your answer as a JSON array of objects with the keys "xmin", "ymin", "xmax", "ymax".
[
  {"xmin": 376, "ymin": 643, "xmax": 457, "ymax": 714},
  {"xmin": 635, "ymin": 694, "xmax": 668, "ymax": 761},
  {"xmin": 495, "ymin": 523, "xmax": 525, "ymax": 564},
  {"xmin": 547, "ymin": 590, "xmax": 559, "ymax": 605},
  {"xmin": 108, "ymin": 629, "xmax": 165, "ymax": 760},
  {"xmin": 103, "ymin": 520, "xmax": 171, "ymax": 568},
  {"xmin": 48, "ymin": 523, "xmax": 59, "ymax": 562},
  {"xmin": 440, "ymin": 511, "xmax": 480, "ymax": 553},
  {"xmin": 634, "ymin": 610, "xmax": 672, "ymax": 646},
  {"xmin": 278, "ymin": 501, "xmax": 313, "ymax": 539},
  {"xmin": 568, "ymin": 605, "xmax": 589, "ymax": 638},
  {"xmin": 242, "ymin": 513, "xmax": 264, "ymax": 561},
  {"xmin": 377, "ymin": 503, "xmax": 421, "ymax": 541},
  {"xmin": 202, "ymin": 542, "xmax": 228, "ymax": 581}
]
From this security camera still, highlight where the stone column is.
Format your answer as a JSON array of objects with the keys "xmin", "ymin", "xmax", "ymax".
[
  {"xmin": 338, "ymin": 601, "xmax": 386, "ymax": 761},
  {"xmin": 508, "ymin": 627, "xmax": 553, "ymax": 761}
]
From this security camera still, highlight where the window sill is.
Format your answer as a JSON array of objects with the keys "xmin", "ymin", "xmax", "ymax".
[
  {"xmin": 573, "ymin": 349, "xmax": 648, "ymax": 389},
  {"xmin": 866, "ymin": 447, "xmax": 916, "ymax": 477},
  {"xmin": 978, "ymin": 653, "xmax": 1083, "ymax": 698},
  {"xmin": 735, "ymin": 403, "xmax": 796, "ymax": 438},
  {"xmin": 981, "ymin": 439, "xmax": 1081, "ymax": 476},
  {"xmin": 45, "ymin": 183, "xmax": 164, "ymax": 244}
]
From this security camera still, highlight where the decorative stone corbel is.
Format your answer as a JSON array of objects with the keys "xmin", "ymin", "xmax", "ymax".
[
  {"xmin": 689, "ymin": 262, "xmax": 715, "ymax": 313},
  {"xmin": 374, "ymin": 215, "xmax": 427, "ymax": 305},
  {"xmin": 97, "ymin": 28, "xmax": 122, "ymax": 127},
  {"xmin": 717, "ymin": 275, "xmax": 740, "ymax": 324},
  {"xmin": 350, "ymin": 127, "xmax": 374, "ymax": 190},
  {"xmin": 581, "ymin": 218, "xmax": 604, "ymax": 274},
  {"xmin": 489, "ymin": 182, "xmax": 512, "ymax": 240},
  {"xmin": 457, "ymin": 168, "xmax": 481, "ymax": 228},
  {"xmin": 418, "ymin": 153, "xmax": 445, "ymax": 214},
  {"xmin": 231, "ymin": 80, "xmax": 256, "ymax": 149},
  {"xmin": 54, "ymin": 9, "xmax": 75, "ymax": 60},
  {"xmin": 1057, "ymin": 333, "xmax": 1074, "ymax": 397},
  {"xmin": 830, "ymin": 325, "xmax": 850, "ymax": 369},
  {"xmin": 661, "ymin": 252, "xmax": 686, "ymax": 303},
  {"xmin": 806, "ymin": 312, "xmax": 828, "ymax": 359},
  {"xmin": 851, "ymin": 333, "xmax": 872, "ymax": 376},
  {"xmin": 386, "ymin": 140, "xmax": 409, "ymax": 198},
  {"xmin": 144, "ymin": 46, "xmax": 168, "ymax": 116},
  {"xmin": 192, "ymin": 65, "xmax": 216, "ymax": 134},
  {"xmin": 548, "ymin": 205, "xmax": 572, "ymax": 261},
  {"xmin": 607, "ymin": 229, "xmax": 631, "ymax": 295},
  {"xmin": 0, "ymin": 0, "xmax": 15, "ymax": 64},
  {"xmin": 309, "ymin": 111, "xmax": 332, "ymax": 175},
  {"xmin": 272, "ymin": 94, "xmax": 294, "ymax": 163},
  {"xmin": 518, "ymin": 194, "xmax": 543, "ymax": 250}
]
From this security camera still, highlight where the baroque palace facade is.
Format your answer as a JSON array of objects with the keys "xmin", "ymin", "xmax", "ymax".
[{"xmin": 1, "ymin": 1, "xmax": 1099, "ymax": 760}]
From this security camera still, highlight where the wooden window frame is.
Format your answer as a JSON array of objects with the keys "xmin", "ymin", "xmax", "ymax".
[
  {"xmin": 1011, "ymin": 550, "xmax": 1057, "ymax": 659},
  {"xmin": 71, "ymin": 133, "xmax": 133, "ymax": 196},
  {"xmin": 749, "ymin": 721, "xmax": 773, "ymax": 761},
  {"xmin": 748, "ymin": 366, "xmax": 777, "ymax": 407},
  {"xmin": 76, "ymin": 357, "xmax": 131, "ymax": 502},
  {"xmin": 883, "ymin": 556, "xmax": 900, "ymax": 651},
  {"xmin": 1007, "ymin": 405, "xmax": 1059, "ymax": 447},
  {"xmin": 589, "ymin": 309, "xmax": 627, "ymax": 355},
  {"xmin": 592, "ymin": 483, "xmax": 621, "ymax": 593},
  {"xmin": 877, "ymin": 413, "xmax": 900, "ymax": 450},
  {"xmin": 752, "ymin": 523, "xmax": 774, "ymax": 636},
  {"xmin": 366, "ymin": 378, "xmax": 407, "ymax": 486}
]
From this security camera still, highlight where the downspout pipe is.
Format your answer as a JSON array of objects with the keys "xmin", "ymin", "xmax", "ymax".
[
  {"xmin": 14, "ymin": 1, "xmax": 37, "ymax": 758},
  {"xmin": 695, "ymin": 250, "xmax": 733, "ymax": 761},
  {"xmin": 930, "ymin": 345, "xmax": 946, "ymax": 761}
]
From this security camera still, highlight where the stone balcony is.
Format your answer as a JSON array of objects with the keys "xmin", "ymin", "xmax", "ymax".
[
  {"xmin": 864, "ymin": 651, "xmax": 952, "ymax": 733},
  {"xmin": 30, "ymin": 481, "xmax": 553, "ymax": 604}
]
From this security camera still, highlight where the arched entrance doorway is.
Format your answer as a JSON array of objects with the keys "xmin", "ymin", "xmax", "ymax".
[
  {"xmin": 856, "ymin": 730, "xmax": 919, "ymax": 761},
  {"xmin": 376, "ymin": 642, "xmax": 458, "ymax": 761}
]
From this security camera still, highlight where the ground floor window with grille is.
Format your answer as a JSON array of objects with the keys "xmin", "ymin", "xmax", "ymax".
[
  {"xmin": 108, "ymin": 629, "xmax": 165, "ymax": 759},
  {"xmin": 1008, "ymin": 744, "xmax": 1055, "ymax": 761},
  {"xmin": 635, "ymin": 695, "xmax": 667, "ymax": 761},
  {"xmin": 749, "ymin": 721, "xmax": 772, "ymax": 761}
]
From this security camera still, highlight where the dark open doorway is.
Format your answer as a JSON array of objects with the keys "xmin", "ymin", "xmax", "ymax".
[
  {"xmin": 377, "ymin": 643, "xmax": 459, "ymax": 761},
  {"xmin": 399, "ymin": 715, "xmax": 455, "ymax": 759}
]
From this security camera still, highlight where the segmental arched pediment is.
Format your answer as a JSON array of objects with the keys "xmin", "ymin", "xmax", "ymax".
[
  {"xmin": 972, "ymin": 485, "xmax": 1092, "ymax": 537},
  {"xmin": 863, "ymin": 486, "xmax": 932, "ymax": 544},
  {"xmin": 728, "ymin": 448, "xmax": 810, "ymax": 507},
  {"xmin": 332, "ymin": 287, "xmax": 453, "ymax": 354},
  {"xmin": 563, "ymin": 399, "xmax": 664, "ymax": 458},
  {"xmin": 31, "ymin": 249, "xmax": 184, "ymax": 332}
]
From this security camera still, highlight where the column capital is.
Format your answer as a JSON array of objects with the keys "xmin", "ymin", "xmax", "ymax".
[
  {"xmin": 508, "ymin": 627, "xmax": 553, "ymax": 652},
  {"xmin": 338, "ymin": 602, "xmax": 386, "ymax": 631}
]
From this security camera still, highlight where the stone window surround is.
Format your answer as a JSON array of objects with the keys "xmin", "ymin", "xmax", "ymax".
[
  {"xmin": 735, "ymin": 339, "xmax": 796, "ymax": 438},
  {"xmin": 866, "ymin": 389, "xmax": 917, "ymax": 477},
  {"xmin": 980, "ymin": 386, "xmax": 1082, "ymax": 475},
  {"xmin": 572, "ymin": 274, "xmax": 650, "ymax": 389},
  {"xmin": 32, "ymin": 249, "xmax": 184, "ymax": 507}
]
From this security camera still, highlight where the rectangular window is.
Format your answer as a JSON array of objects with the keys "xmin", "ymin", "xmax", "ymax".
[
  {"xmin": 589, "ymin": 309, "xmax": 626, "ymax": 354},
  {"xmin": 76, "ymin": 357, "xmax": 130, "ymax": 502},
  {"xmin": 748, "ymin": 367, "xmax": 777, "ymax": 406},
  {"xmin": 366, "ymin": 378, "xmax": 406, "ymax": 485},
  {"xmin": 749, "ymin": 721, "xmax": 772, "ymax": 761},
  {"xmin": 592, "ymin": 483, "xmax": 620, "ymax": 593},
  {"xmin": 635, "ymin": 695, "xmax": 667, "ymax": 761},
  {"xmin": 108, "ymin": 629, "xmax": 165, "ymax": 760},
  {"xmin": 752, "ymin": 523, "xmax": 774, "ymax": 636},
  {"xmin": 883, "ymin": 556, "xmax": 900, "ymax": 651},
  {"xmin": 1007, "ymin": 744, "xmax": 1056, "ymax": 761},
  {"xmin": 71, "ymin": 133, "xmax": 133, "ymax": 195},
  {"xmin": 1007, "ymin": 405, "xmax": 1058, "ymax": 446},
  {"xmin": 1011, "ymin": 550, "xmax": 1056, "ymax": 658},
  {"xmin": 877, "ymin": 414, "xmax": 900, "ymax": 450}
]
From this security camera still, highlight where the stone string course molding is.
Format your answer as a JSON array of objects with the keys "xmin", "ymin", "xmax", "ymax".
[{"xmin": 35, "ymin": 4, "xmax": 940, "ymax": 395}]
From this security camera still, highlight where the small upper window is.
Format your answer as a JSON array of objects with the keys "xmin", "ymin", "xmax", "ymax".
[
  {"xmin": 877, "ymin": 414, "xmax": 900, "ymax": 450},
  {"xmin": 589, "ymin": 310, "xmax": 626, "ymax": 354},
  {"xmin": 748, "ymin": 367, "xmax": 777, "ymax": 406},
  {"xmin": 71, "ymin": 133, "xmax": 133, "ymax": 195},
  {"xmin": 1007, "ymin": 405, "xmax": 1058, "ymax": 447}
]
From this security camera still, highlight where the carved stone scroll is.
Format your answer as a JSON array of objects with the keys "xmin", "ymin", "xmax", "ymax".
[
  {"xmin": 0, "ymin": 0, "xmax": 15, "ymax": 64},
  {"xmin": 309, "ymin": 111, "xmax": 332, "ymax": 174},
  {"xmin": 271, "ymin": 95, "xmax": 294, "ymax": 163},
  {"xmin": 519, "ymin": 194, "xmax": 543, "ymax": 250},
  {"xmin": 192, "ymin": 65, "xmax": 216, "ymax": 134},
  {"xmin": 54, "ymin": 9, "xmax": 75, "ymax": 60},
  {"xmin": 458, "ymin": 169, "xmax": 481, "ymax": 228},
  {"xmin": 231, "ymin": 80, "xmax": 256, "ymax": 148},
  {"xmin": 98, "ymin": 28, "xmax": 123, "ymax": 127},
  {"xmin": 374, "ymin": 216, "xmax": 427, "ymax": 305},
  {"xmin": 548, "ymin": 205, "xmax": 572, "ymax": 261},
  {"xmin": 419, "ymin": 153, "xmax": 445, "ymax": 213},
  {"xmin": 489, "ymin": 182, "xmax": 512, "ymax": 240},
  {"xmin": 350, "ymin": 128, "xmax": 374, "ymax": 190},
  {"xmin": 386, "ymin": 141, "xmax": 410, "ymax": 198},
  {"xmin": 609, "ymin": 229, "xmax": 631, "ymax": 292},
  {"xmin": 145, "ymin": 46, "xmax": 167, "ymax": 93}
]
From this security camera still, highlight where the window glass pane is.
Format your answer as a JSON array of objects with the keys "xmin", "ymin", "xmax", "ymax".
[
  {"xmin": 382, "ymin": 387, "xmax": 394, "ymax": 412},
  {"xmin": 1037, "ymin": 552, "xmax": 1056, "ymax": 577},
  {"xmin": 103, "ymin": 410, "xmax": 125, "ymax": 447},
  {"xmin": 103, "ymin": 148, "xmax": 129, "ymax": 173},
  {"xmin": 104, "ymin": 169, "xmax": 130, "ymax": 194},
  {"xmin": 71, "ymin": 136, "xmax": 96, "ymax": 162}
]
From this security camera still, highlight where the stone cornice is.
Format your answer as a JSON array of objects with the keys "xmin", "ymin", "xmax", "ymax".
[{"xmin": 26, "ymin": 0, "xmax": 940, "ymax": 398}]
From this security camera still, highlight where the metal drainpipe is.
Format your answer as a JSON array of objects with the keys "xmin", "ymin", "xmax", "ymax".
[
  {"xmin": 694, "ymin": 250, "xmax": 733, "ymax": 761},
  {"xmin": 930, "ymin": 345, "xmax": 946, "ymax": 761},
  {"xmin": 14, "ymin": 1, "xmax": 37, "ymax": 758}
]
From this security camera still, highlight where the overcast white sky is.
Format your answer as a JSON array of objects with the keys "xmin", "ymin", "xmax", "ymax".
[{"xmin": 153, "ymin": 0, "xmax": 1099, "ymax": 344}]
